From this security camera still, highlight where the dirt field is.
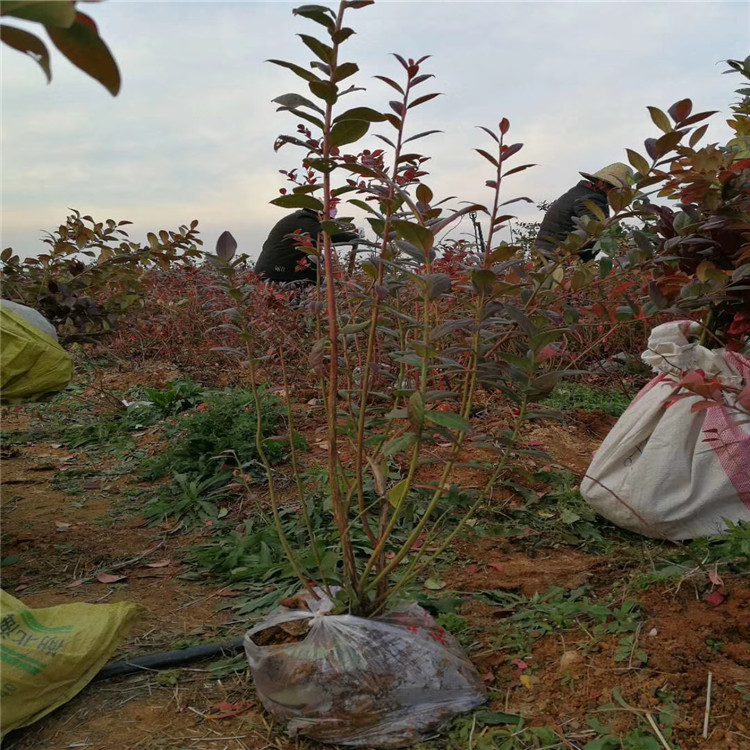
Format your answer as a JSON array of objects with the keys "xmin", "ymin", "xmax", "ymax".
[{"xmin": 1, "ymin": 365, "xmax": 749, "ymax": 750}]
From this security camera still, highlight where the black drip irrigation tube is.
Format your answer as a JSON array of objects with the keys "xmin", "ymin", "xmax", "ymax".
[{"xmin": 93, "ymin": 637, "xmax": 246, "ymax": 681}]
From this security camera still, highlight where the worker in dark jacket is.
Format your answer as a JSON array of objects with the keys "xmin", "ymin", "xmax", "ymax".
[
  {"xmin": 533, "ymin": 163, "xmax": 633, "ymax": 261},
  {"xmin": 254, "ymin": 208, "xmax": 360, "ymax": 284}
]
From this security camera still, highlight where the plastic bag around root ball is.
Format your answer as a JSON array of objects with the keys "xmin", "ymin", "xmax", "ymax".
[{"xmin": 244, "ymin": 592, "xmax": 486, "ymax": 748}]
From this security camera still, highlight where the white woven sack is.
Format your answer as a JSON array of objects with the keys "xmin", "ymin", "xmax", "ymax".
[{"xmin": 580, "ymin": 321, "xmax": 750, "ymax": 540}]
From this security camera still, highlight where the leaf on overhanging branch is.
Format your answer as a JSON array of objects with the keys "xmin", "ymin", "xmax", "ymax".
[
  {"xmin": 393, "ymin": 240, "xmax": 426, "ymax": 262},
  {"xmin": 348, "ymin": 198, "xmax": 381, "ymax": 217},
  {"xmin": 47, "ymin": 12, "xmax": 120, "ymax": 95},
  {"xmin": 329, "ymin": 119, "xmax": 369, "ymax": 147},
  {"xmin": 0, "ymin": 24, "xmax": 51, "ymax": 82},
  {"xmin": 309, "ymin": 79, "xmax": 338, "ymax": 104},
  {"xmin": 503, "ymin": 163, "xmax": 536, "ymax": 177},
  {"xmin": 689, "ymin": 123, "xmax": 709, "ymax": 148},
  {"xmin": 425, "ymin": 272, "xmax": 451, "ymax": 300},
  {"xmin": 391, "ymin": 219, "xmax": 434, "ymax": 252},
  {"xmin": 215, "ymin": 231, "xmax": 237, "ymax": 261},
  {"xmin": 654, "ymin": 130, "xmax": 683, "ymax": 156},
  {"xmin": 343, "ymin": 0, "xmax": 375, "ymax": 9},
  {"xmin": 403, "ymin": 129, "xmax": 442, "ymax": 144},
  {"xmin": 499, "ymin": 117, "xmax": 510, "ymax": 135},
  {"xmin": 425, "ymin": 409, "xmax": 472, "ymax": 434},
  {"xmin": 270, "ymin": 193, "xmax": 325, "ymax": 211},
  {"xmin": 272, "ymin": 92, "xmax": 325, "ymax": 114},
  {"xmin": 2, "ymin": 0, "xmax": 76, "ymax": 28}
]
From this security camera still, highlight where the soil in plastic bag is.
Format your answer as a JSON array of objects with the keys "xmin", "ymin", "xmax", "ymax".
[{"xmin": 244, "ymin": 591, "xmax": 486, "ymax": 748}]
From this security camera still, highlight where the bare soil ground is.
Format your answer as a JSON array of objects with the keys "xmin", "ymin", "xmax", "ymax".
[{"xmin": 1, "ymin": 366, "xmax": 749, "ymax": 750}]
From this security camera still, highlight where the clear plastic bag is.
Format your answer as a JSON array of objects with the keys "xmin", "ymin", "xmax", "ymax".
[{"xmin": 244, "ymin": 592, "xmax": 485, "ymax": 748}]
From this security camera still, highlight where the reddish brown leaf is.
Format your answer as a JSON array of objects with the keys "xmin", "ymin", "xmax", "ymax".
[
  {"xmin": 204, "ymin": 700, "xmax": 254, "ymax": 720},
  {"xmin": 144, "ymin": 560, "xmax": 171, "ymax": 568},
  {"xmin": 487, "ymin": 562, "xmax": 505, "ymax": 573},
  {"xmin": 703, "ymin": 590, "xmax": 726, "ymax": 607},
  {"xmin": 95, "ymin": 573, "xmax": 127, "ymax": 584}
]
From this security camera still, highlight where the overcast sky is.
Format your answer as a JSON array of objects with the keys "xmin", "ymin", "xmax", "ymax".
[{"xmin": 1, "ymin": 1, "xmax": 748, "ymax": 261}]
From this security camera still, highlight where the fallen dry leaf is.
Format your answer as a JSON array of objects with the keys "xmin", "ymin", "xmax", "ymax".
[
  {"xmin": 487, "ymin": 562, "xmax": 505, "ymax": 573},
  {"xmin": 67, "ymin": 578, "xmax": 86, "ymax": 588},
  {"xmin": 55, "ymin": 521, "xmax": 71, "ymax": 533},
  {"xmin": 95, "ymin": 573, "xmax": 127, "ymax": 584},
  {"xmin": 204, "ymin": 700, "xmax": 254, "ymax": 720},
  {"xmin": 144, "ymin": 560, "xmax": 171, "ymax": 568},
  {"xmin": 708, "ymin": 566, "xmax": 724, "ymax": 587},
  {"xmin": 703, "ymin": 590, "xmax": 726, "ymax": 607}
]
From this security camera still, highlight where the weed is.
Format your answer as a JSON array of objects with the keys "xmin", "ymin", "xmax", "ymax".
[
  {"xmin": 141, "ymin": 387, "xmax": 304, "ymax": 483},
  {"xmin": 543, "ymin": 384, "xmax": 632, "ymax": 418},
  {"xmin": 477, "ymin": 586, "xmax": 643, "ymax": 661},
  {"xmin": 143, "ymin": 472, "xmax": 233, "ymax": 525},
  {"xmin": 487, "ymin": 469, "xmax": 632, "ymax": 553}
]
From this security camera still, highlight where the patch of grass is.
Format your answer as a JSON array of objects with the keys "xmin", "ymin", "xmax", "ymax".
[
  {"xmin": 141, "ymin": 386, "xmax": 305, "ymax": 482},
  {"xmin": 543, "ymin": 383, "xmax": 632, "ymax": 417},
  {"xmin": 477, "ymin": 585, "xmax": 643, "ymax": 662},
  {"xmin": 487, "ymin": 469, "xmax": 634, "ymax": 553}
]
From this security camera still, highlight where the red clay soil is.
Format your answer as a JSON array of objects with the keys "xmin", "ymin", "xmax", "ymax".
[{"xmin": 2, "ymin": 370, "xmax": 749, "ymax": 749}]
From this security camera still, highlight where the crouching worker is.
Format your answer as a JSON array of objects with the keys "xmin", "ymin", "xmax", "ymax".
[
  {"xmin": 533, "ymin": 163, "xmax": 633, "ymax": 262},
  {"xmin": 254, "ymin": 208, "xmax": 360, "ymax": 286}
]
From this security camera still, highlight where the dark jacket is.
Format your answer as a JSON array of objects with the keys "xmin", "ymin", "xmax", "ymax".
[
  {"xmin": 254, "ymin": 209, "xmax": 359, "ymax": 282},
  {"xmin": 533, "ymin": 180, "xmax": 609, "ymax": 261}
]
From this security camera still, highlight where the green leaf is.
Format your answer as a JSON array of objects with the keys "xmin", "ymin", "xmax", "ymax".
[
  {"xmin": 334, "ymin": 106, "xmax": 386, "ymax": 123},
  {"xmin": 423, "ymin": 576, "xmax": 446, "ymax": 590},
  {"xmin": 475, "ymin": 711, "xmax": 523, "ymax": 727},
  {"xmin": 270, "ymin": 193, "xmax": 325, "ymax": 211},
  {"xmin": 333, "ymin": 61, "xmax": 358, "ymax": 82},
  {"xmin": 2, "ymin": 1, "xmax": 75, "ymax": 28},
  {"xmin": 329, "ymin": 118, "xmax": 369, "ymax": 147},
  {"xmin": 387, "ymin": 479, "xmax": 410, "ymax": 508},
  {"xmin": 298, "ymin": 33, "xmax": 333, "ymax": 63},
  {"xmin": 408, "ymin": 391, "xmax": 424, "ymax": 431},
  {"xmin": 384, "ymin": 433, "xmax": 416, "ymax": 457},
  {"xmin": 267, "ymin": 59, "xmax": 321, "ymax": 84},
  {"xmin": 47, "ymin": 12, "xmax": 120, "ymax": 96},
  {"xmin": 390, "ymin": 220, "xmax": 434, "ymax": 252},
  {"xmin": 339, "ymin": 320, "xmax": 371, "ymax": 334},
  {"xmin": 0, "ymin": 24, "xmax": 51, "ymax": 82},
  {"xmin": 425, "ymin": 409, "xmax": 472, "ymax": 434},
  {"xmin": 309, "ymin": 79, "xmax": 338, "ymax": 104},
  {"xmin": 425, "ymin": 272, "xmax": 451, "ymax": 300},
  {"xmin": 471, "ymin": 268, "xmax": 496, "ymax": 294},
  {"xmin": 626, "ymin": 148, "xmax": 650, "ymax": 176},
  {"xmin": 292, "ymin": 5, "xmax": 335, "ymax": 30},
  {"xmin": 647, "ymin": 106, "xmax": 673, "ymax": 133}
]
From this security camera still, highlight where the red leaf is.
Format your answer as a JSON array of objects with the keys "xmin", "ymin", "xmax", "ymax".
[
  {"xmin": 511, "ymin": 659, "xmax": 528, "ymax": 671},
  {"xmin": 703, "ymin": 590, "xmax": 726, "ymax": 607},
  {"xmin": 66, "ymin": 578, "xmax": 86, "ymax": 588},
  {"xmin": 499, "ymin": 117, "xmax": 510, "ymax": 135},
  {"xmin": 95, "ymin": 573, "xmax": 127, "ymax": 584},
  {"xmin": 205, "ymin": 700, "xmax": 254, "ymax": 720},
  {"xmin": 487, "ymin": 562, "xmax": 505, "ymax": 573}
]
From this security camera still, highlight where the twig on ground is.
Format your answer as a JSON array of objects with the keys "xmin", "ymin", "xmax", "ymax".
[
  {"xmin": 702, "ymin": 671, "xmax": 713, "ymax": 738},
  {"xmin": 645, "ymin": 711, "xmax": 671, "ymax": 750}
]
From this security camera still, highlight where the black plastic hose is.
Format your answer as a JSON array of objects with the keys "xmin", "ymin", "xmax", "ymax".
[{"xmin": 93, "ymin": 637, "xmax": 245, "ymax": 681}]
